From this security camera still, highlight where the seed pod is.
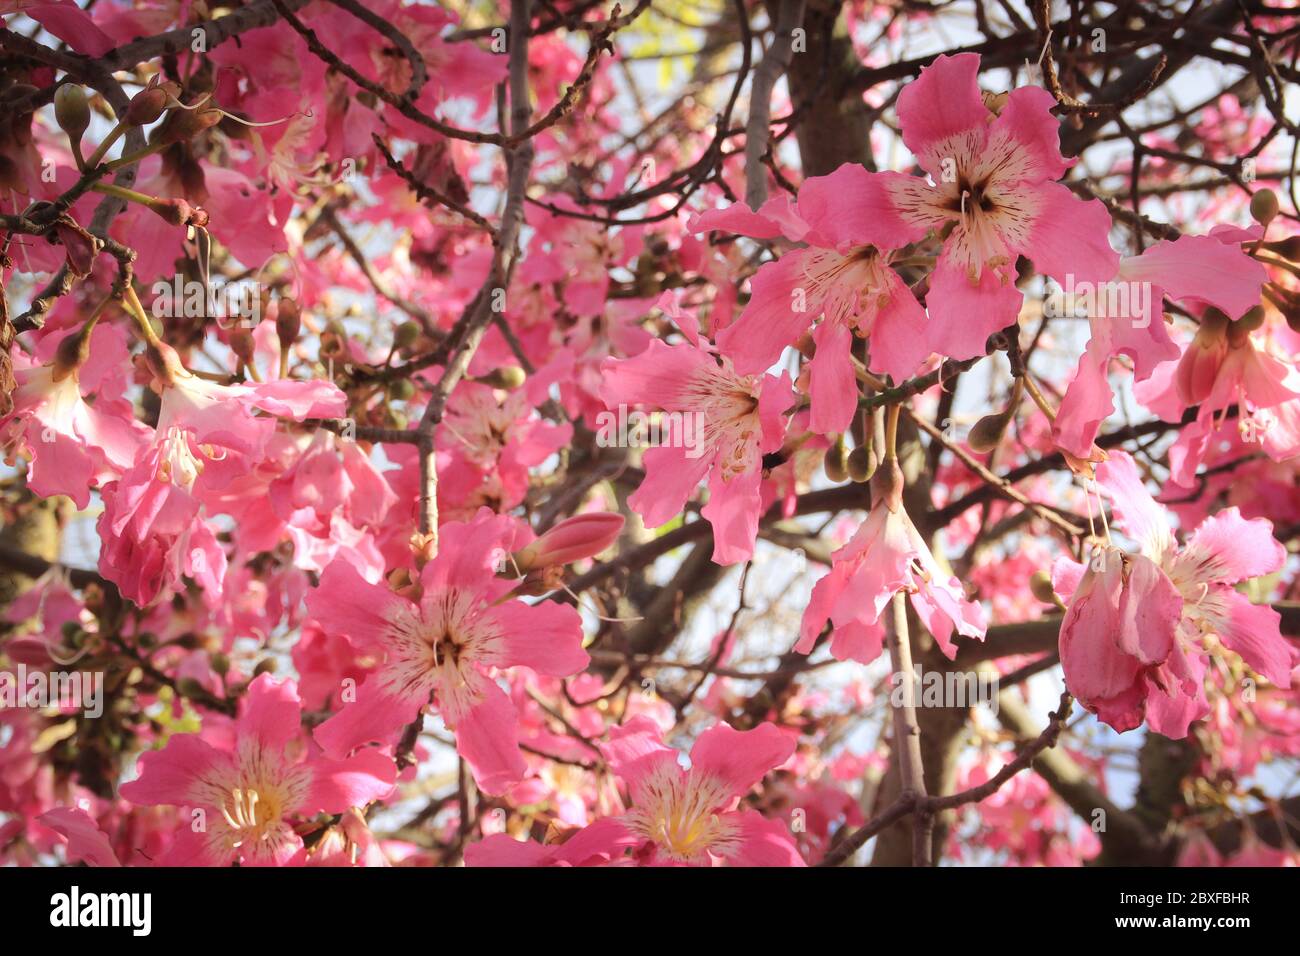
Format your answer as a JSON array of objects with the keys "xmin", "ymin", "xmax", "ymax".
[
  {"xmin": 847, "ymin": 444, "xmax": 877, "ymax": 483},
  {"xmin": 210, "ymin": 652, "xmax": 231, "ymax": 677},
  {"xmin": 390, "ymin": 378, "xmax": 416, "ymax": 401},
  {"xmin": 1250, "ymin": 188, "xmax": 1279, "ymax": 228},
  {"xmin": 824, "ymin": 435, "xmax": 849, "ymax": 483},
  {"xmin": 253, "ymin": 657, "xmax": 278, "ymax": 677}
]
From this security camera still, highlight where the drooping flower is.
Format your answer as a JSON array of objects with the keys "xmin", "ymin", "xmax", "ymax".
[
  {"xmin": 119, "ymin": 675, "xmax": 396, "ymax": 866},
  {"xmin": 692, "ymin": 163, "xmax": 930, "ymax": 433},
  {"xmin": 306, "ymin": 510, "xmax": 589, "ymax": 795},
  {"xmin": 1055, "ymin": 233, "xmax": 1270, "ymax": 460},
  {"xmin": 797, "ymin": 465, "xmax": 988, "ymax": 663},
  {"xmin": 1054, "ymin": 451, "xmax": 1296, "ymax": 737}
]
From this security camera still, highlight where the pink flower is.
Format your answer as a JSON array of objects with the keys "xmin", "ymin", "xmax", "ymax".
[
  {"xmin": 879, "ymin": 53, "xmax": 1119, "ymax": 362},
  {"xmin": 595, "ymin": 716, "xmax": 803, "ymax": 866},
  {"xmin": 306, "ymin": 510, "xmax": 589, "ymax": 795},
  {"xmin": 1055, "ymin": 234, "xmax": 1270, "ymax": 459},
  {"xmin": 599, "ymin": 316, "xmax": 793, "ymax": 565},
  {"xmin": 1055, "ymin": 451, "xmax": 1296, "ymax": 737},
  {"xmin": 95, "ymin": 342, "xmax": 347, "ymax": 605},
  {"xmin": 798, "ymin": 472, "xmax": 988, "ymax": 663},
  {"xmin": 692, "ymin": 164, "xmax": 929, "ymax": 432},
  {"xmin": 3, "ymin": 356, "xmax": 148, "ymax": 509},
  {"xmin": 39, "ymin": 807, "xmax": 121, "ymax": 867},
  {"xmin": 119, "ymin": 675, "xmax": 396, "ymax": 866},
  {"xmin": 471, "ymin": 717, "xmax": 805, "ymax": 867}
]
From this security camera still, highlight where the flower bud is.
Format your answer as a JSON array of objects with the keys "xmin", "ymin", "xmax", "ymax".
[
  {"xmin": 847, "ymin": 444, "xmax": 877, "ymax": 483},
  {"xmin": 967, "ymin": 410, "xmax": 1011, "ymax": 453},
  {"xmin": 513, "ymin": 512, "xmax": 625, "ymax": 572},
  {"xmin": 475, "ymin": 365, "xmax": 527, "ymax": 390},
  {"xmin": 54, "ymin": 84, "xmax": 90, "ymax": 144},
  {"xmin": 1029, "ymin": 570, "xmax": 1058, "ymax": 605},
  {"xmin": 229, "ymin": 329, "xmax": 256, "ymax": 365},
  {"xmin": 824, "ymin": 435, "xmax": 849, "ymax": 483},
  {"xmin": 275, "ymin": 297, "xmax": 301, "ymax": 345},
  {"xmin": 1250, "ymin": 188, "xmax": 1279, "ymax": 228},
  {"xmin": 394, "ymin": 321, "xmax": 422, "ymax": 350},
  {"xmin": 389, "ymin": 379, "xmax": 416, "ymax": 401}
]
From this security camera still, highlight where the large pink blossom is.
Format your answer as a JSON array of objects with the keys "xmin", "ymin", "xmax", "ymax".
[
  {"xmin": 119, "ymin": 675, "xmax": 396, "ymax": 866},
  {"xmin": 692, "ymin": 164, "xmax": 930, "ymax": 432},
  {"xmin": 600, "ymin": 303, "xmax": 793, "ymax": 565},
  {"xmin": 305, "ymin": 510, "xmax": 589, "ymax": 794},
  {"xmin": 877, "ymin": 53, "xmax": 1119, "ymax": 361}
]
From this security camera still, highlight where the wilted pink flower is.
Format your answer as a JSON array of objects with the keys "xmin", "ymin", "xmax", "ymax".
[
  {"xmin": 798, "ymin": 471, "xmax": 987, "ymax": 663},
  {"xmin": 1054, "ymin": 451, "xmax": 1296, "ymax": 737}
]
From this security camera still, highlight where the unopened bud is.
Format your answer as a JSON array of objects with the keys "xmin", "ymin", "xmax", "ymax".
[
  {"xmin": 394, "ymin": 321, "xmax": 421, "ymax": 350},
  {"xmin": 824, "ymin": 435, "xmax": 849, "ymax": 483},
  {"xmin": 229, "ymin": 329, "xmax": 256, "ymax": 365},
  {"xmin": 275, "ymin": 297, "xmax": 301, "ymax": 344},
  {"xmin": 847, "ymin": 445, "xmax": 877, "ymax": 483},
  {"xmin": 210, "ymin": 652, "xmax": 230, "ymax": 677},
  {"xmin": 1029, "ymin": 570, "xmax": 1058, "ymax": 605},
  {"xmin": 1250, "ymin": 189, "xmax": 1279, "ymax": 228},
  {"xmin": 514, "ymin": 512, "xmax": 625, "ymax": 572},
  {"xmin": 475, "ymin": 365, "xmax": 526, "ymax": 390},
  {"xmin": 967, "ymin": 410, "xmax": 1011, "ymax": 453},
  {"xmin": 54, "ymin": 84, "xmax": 90, "ymax": 143}
]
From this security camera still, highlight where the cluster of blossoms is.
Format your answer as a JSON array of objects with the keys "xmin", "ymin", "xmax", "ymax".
[{"xmin": 1, "ymin": 1, "xmax": 1298, "ymax": 872}]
